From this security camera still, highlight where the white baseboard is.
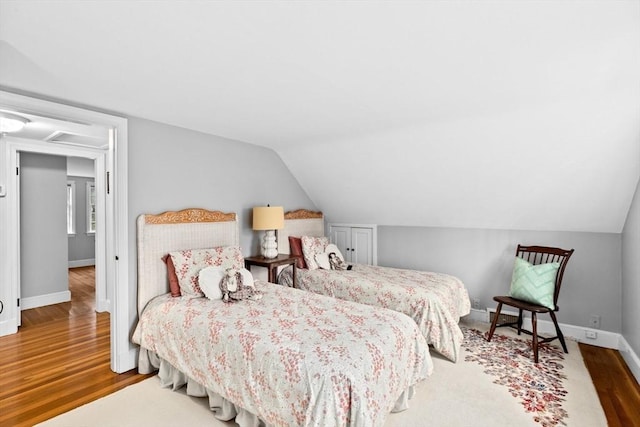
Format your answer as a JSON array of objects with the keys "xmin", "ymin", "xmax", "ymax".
[
  {"xmin": 68, "ymin": 258, "xmax": 95, "ymax": 268},
  {"xmin": 464, "ymin": 308, "xmax": 620, "ymax": 349},
  {"xmin": 619, "ymin": 335, "xmax": 640, "ymax": 386},
  {"xmin": 96, "ymin": 298, "xmax": 111, "ymax": 313},
  {"xmin": 463, "ymin": 309, "xmax": 640, "ymax": 386},
  {"xmin": 465, "ymin": 308, "xmax": 487, "ymax": 323},
  {"xmin": 21, "ymin": 291, "xmax": 71, "ymax": 310},
  {"xmin": 0, "ymin": 317, "xmax": 18, "ymax": 336}
]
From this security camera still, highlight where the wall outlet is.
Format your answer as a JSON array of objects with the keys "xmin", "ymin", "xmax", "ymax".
[
  {"xmin": 589, "ymin": 314, "xmax": 601, "ymax": 329},
  {"xmin": 585, "ymin": 330, "xmax": 597, "ymax": 340},
  {"xmin": 471, "ymin": 298, "xmax": 481, "ymax": 310}
]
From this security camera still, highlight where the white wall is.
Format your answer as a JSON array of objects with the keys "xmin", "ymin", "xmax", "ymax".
[
  {"xmin": 20, "ymin": 152, "xmax": 69, "ymax": 304},
  {"xmin": 67, "ymin": 157, "xmax": 95, "ymax": 178},
  {"xmin": 622, "ymin": 179, "xmax": 640, "ymax": 356},
  {"xmin": 376, "ymin": 225, "xmax": 621, "ymax": 332}
]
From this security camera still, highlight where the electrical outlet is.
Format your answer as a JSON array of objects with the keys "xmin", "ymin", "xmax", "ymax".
[
  {"xmin": 585, "ymin": 330, "xmax": 597, "ymax": 339},
  {"xmin": 471, "ymin": 298, "xmax": 481, "ymax": 310},
  {"xmin": 589, "ymin": 315, "xmax": 601, "ymax": 329}
]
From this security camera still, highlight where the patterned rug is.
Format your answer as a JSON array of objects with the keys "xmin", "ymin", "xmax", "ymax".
[{"xmin": 463, "ymin": 327, "xmax": 568, "ymax": 427}]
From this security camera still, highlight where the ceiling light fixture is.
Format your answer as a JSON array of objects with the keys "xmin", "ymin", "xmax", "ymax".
[{"xmin": 0, "ymin": 112, "xmax": 30, "ymax": 133}]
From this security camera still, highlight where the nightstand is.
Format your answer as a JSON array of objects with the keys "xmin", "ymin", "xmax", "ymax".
[{"xmin": 244, "ymin": 254, "xmax": 299, "ymax": 287}]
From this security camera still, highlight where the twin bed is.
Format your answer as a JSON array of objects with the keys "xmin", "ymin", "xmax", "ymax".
[
  {"xmin": 132, "ymin": 208, "xmax": 433, "ymax": 427},
  {"xmin": 277, "ymin": 210, "xmax": 471, "ymax": 362}
]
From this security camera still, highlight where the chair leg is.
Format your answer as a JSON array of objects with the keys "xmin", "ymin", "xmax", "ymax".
[
  {"xmin": 517, "ymin": 309, "xmax": 523, "ymax": 335},
  {"xmin": 532, "ymin": 312, "xmax": 539, "ymax": 363},
  {"xmin": 487, "ymin": 302, "xmax": 502, "ymax": 342},
  {"xmin": 549, "ymin": 311, "xmax": 568, "ymax": 353}
]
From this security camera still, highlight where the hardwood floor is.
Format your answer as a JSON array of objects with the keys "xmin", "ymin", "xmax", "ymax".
[
  {"xmin": 0, "ymin": 266, "xmax": 638, "ymax": 426},
  {"xmin": 0, "ymin": 267, "xmax": 151, "ymax": 427},
  {"xmin": 580, "ymin": 342, "xmax": 640, "ymax": 427}
]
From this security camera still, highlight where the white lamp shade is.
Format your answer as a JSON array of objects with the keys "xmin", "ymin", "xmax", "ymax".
[{"xmin": 252, "ymin": 206, "xmax": 284, "ymax": 230}]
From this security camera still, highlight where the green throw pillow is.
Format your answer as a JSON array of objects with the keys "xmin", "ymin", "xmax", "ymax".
[{"xmin": 509, "ymin": 256, "xmax": 560, "ymax": 310}]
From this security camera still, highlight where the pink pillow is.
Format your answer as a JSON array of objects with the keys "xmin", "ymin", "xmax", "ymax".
[
  {"xmin": 169, "ymin": 246, "xmax": 244, "ymax": 297},
  {"xmin": 162, "ymin": 254, "xmax": 181, "ymax": 297},
  {"xmin": 288, "ymin": 236, "xmax": 307, "ymax": 269}
]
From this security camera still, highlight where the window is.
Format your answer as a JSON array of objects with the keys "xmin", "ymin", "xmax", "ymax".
[
  {"xmin": 86, "ymin": 181, "xmax": 96, "ymax": 234},
  {"xmin": 67, "ymin": 181, "xmax": 76, "ymax": 235}
]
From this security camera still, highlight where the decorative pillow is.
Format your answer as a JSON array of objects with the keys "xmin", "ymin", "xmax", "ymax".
[
  {"xmin": 239, "ymin": 268, "xmax": 255, "ymax": 289},
  {"xmin": 162, "ymin": 254, "xmax": 181, "ymax": 297},
  {"xmin": 301, "ymin": 236, "xmax": 329, "ymax": 270},
  {"xmin": 288, "ymin": 236, "xmax": 307, "ymax": 269},
  {"xmin": 315, "ymin": 252, "xmax": 331, "ymax": 270},
  {"xmin": 169, "ymin": 246, "xmax": 244, "ymax": 297},
  {"xmin": 509, "ymin": 257, "xmax": 560, "ymax": 310},
  {"xmin": 199, "ymin": 266, "xmax": 225, "ymax": 300}
]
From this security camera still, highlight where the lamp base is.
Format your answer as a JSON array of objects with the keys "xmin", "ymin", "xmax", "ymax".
[{"xmin": 261, "ymin": 230, "xmax": 278, "ymax": 259}]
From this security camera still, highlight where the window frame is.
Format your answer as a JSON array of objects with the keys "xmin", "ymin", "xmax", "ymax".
[
  {"xmin": 86, "ymin": 180, "xmax": 96, "ymax": 234},
  {"xmin": 66, "ymin": 180, "xmax": 76, "ymax": 236}
]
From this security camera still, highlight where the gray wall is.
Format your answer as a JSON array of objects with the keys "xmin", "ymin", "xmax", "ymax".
[
  {"xmin": 377, "ymin": 226, "xmax": 622, "ymax": 332},
  {"xmin": 20, "ymin": 152, "xmax": 69, "ymax": 299},
  {"xmin": 67, "ymin": 175, "xmax": 95, "ymax": 264},
  {"xmin": 126, "ymin": 118, "xmax": 316, "ymax": 334},
  {"xmin": 622, "ymin": 179, "xmax": 640, "ymax": 356}
]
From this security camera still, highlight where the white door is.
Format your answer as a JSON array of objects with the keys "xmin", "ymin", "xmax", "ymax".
[
  {"xmin": 330, "ymin": 226, "xmax": 352, "ymax": 261},
  {"xmin": 351, "ymin": 227, "xmax": 373, "ymax": 265}
]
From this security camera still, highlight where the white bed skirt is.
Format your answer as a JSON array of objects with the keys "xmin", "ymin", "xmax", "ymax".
[{"xmin": 138, "ymin": 348, "xmax": 417, "ymax": 426}]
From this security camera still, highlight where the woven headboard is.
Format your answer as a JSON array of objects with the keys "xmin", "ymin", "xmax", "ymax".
[
  {"xmin": 136, "ymin": 208, "xmax": 239, "ymax": 314},
  {"xmin": 277, "ymin": 209, "xmax": 325, "ymax": 254}
]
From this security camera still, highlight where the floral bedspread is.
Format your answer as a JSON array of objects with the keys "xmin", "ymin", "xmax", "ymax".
[
  {"xmin": 132, "ymin": 282, "xmax": 432, "ymax": 427},
  {"xmin": 279, "ymin": 264, "xmax": 471, "ymax": 362}
]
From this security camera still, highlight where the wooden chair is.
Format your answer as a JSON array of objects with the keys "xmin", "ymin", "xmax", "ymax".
[{"xmin": 487, "ymin": 245, "xmax": 574, "ymax": 363}]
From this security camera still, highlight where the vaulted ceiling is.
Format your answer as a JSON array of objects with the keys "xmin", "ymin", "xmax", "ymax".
[{"xmin": 1, "ymin": 1, "xmax": 638, "ymax": 232}]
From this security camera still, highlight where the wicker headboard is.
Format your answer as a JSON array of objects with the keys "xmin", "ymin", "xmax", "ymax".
[
  {"xmin": 136, "ymin": 208, "xmax": 239, "ymax": 314},
  {"xmin": 277, "ymin": 209, "xmax": 325, "ymax": 254}
]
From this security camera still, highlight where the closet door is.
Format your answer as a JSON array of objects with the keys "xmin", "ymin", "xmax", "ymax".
[
  {"xmin": 351, "ymin": 227, "xmax": 373, "ymax": 265},
  {"xmin": 329, "ymin": 226, "xmax": 352, "ymax": 262},
  {"xmin": 329, "ymin": 223, "xmax": 377, "ymax": 265}
]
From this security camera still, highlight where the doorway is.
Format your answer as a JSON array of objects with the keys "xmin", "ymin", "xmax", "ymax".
[
  {"xmin": 0, "ymin": 90, "xmax": 132, "ymax": 373},
  {"xmin": 18, "ymin": 152, "xmax": 101, "ymax": 320}
]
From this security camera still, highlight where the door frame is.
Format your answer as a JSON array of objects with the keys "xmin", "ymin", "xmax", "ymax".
[
  {"xmin": 10, "ymin": 140, "xmax": 107, "ymax": 311},
  {"xmin": 0, "ymin": 90, "xmax": 132, "ymax": 373}
]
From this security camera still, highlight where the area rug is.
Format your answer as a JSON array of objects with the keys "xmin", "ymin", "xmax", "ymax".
[{"xmin": 37, "ymin": 321, "xmax": 606, "ymax": 427}]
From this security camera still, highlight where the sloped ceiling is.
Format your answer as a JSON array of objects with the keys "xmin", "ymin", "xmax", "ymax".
[{"xmin": 1, "ymin": 1, "xmax": 638, "ymax": 232}]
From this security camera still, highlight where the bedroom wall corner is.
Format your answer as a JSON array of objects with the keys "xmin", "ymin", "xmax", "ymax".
[{"xmin": 621, "ymin": 177, "xmax": 640, "ymax": 365}]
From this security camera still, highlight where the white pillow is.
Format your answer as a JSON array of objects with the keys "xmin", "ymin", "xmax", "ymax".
[
  {"xmin": 239, "ymin": 268, "xmax": 255, "ymax": 289},
  {"xmin": 199, "ymin": 266, "xmax": 225, "ymax": 300},
  {"xmin": 315, "ymin": 252, "xmax": 331, "ymax": 270},
  {"xmin": 325, "ymin": 244, "xmax": 344, "ymax": 262}
]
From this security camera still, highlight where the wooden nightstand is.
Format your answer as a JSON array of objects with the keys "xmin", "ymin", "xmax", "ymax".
[{"xmin": 244, "ymin": 254, "xmax": 299, "ymax": 287}]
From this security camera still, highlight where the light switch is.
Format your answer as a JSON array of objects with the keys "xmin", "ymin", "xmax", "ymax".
[{"xmin": 0, "ymin": 184, "xmax": 5, "ymax": 197}]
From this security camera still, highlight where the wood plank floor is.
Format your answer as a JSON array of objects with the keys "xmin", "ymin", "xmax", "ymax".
[
  {"xmin": 0, "ymin": 266, "xmax": 638, "ymax": 426},
  {"xmin": 0, "ymin": 267, "xmax": 152, "ymax": 427}
]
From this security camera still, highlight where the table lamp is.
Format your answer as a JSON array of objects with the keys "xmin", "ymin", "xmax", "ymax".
[{"xmin": 252, "ymin": 206, "xmax": 284, "ymax": 259}]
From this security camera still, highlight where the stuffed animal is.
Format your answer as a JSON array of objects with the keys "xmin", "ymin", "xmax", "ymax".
[
  {"xmin": 220, "ymin": 268, "xmax": 262, "ymax": 302},
  {"xmin": 328, "ymin": 252, "xmax": 348, "ymax": 270}
]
